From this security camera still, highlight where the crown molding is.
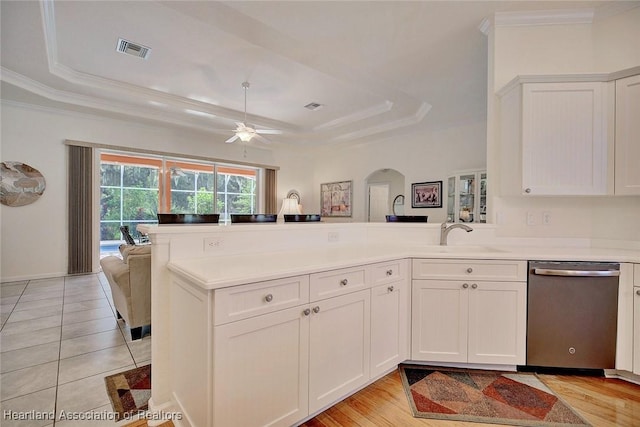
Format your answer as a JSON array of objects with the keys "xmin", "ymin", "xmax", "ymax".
[
  {"xmin": 313, "ymin": 100, "xmax": 393, "ymax": 131},
  {"xmin": 330, "ymin": 102, "xmax": 432, "ymax": 142},
  {"xmin": 495, "ymin": 8, "xmax": 595, "ymax": 27}
]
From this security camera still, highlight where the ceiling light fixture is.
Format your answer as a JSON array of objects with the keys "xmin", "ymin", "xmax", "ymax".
[{"xmin": 222, "ymin": 82, "xmax": 283, "ymax": 144}]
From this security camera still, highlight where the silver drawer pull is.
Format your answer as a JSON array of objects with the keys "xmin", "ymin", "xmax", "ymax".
[
  {"xmin": 466, "ymin": 267, "xmax": 473, "ymax": 274},
  {"xmin": 340, "ymin": 279, "xmax": 348, "ymax": 286},
  {"xmin": 303, "ymin": 308, "xmax": 311, "ymax": 316},
  {"xmin": 388, "ymin": 285, "xmax": 394, "ymax": 292},
  {"xmin": 386, "ymin": 269, "xmax": 393, "ymax": 276},
  {"xmin": 264, "ymin": 294, "xmax": 274, "ymax": 303},
  {"xmin": 462, "ymin": 283, "xmax": 469, "ymax": 289},
  {"xmin": 312, "ymin": 306, "xmax": 320, "ymax": 314},
  {"xmin": 471, "ymin": 283, "xmax": 478, "ymax": 289},
  {"xmin": 533, "ymin": 268, "xmax": 620, "ymax": 277},
  {"xmin": 525, "ymin": 188, "xmax": 532, "ymax": 193}
]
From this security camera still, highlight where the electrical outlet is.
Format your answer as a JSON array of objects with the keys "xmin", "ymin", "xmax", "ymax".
[
  {"xmin": 328, "ymin": 231, "xmax": 340, "ymax": 242},
  {"xmin": 526, "ymin": 212, "xmax": 536, "ymax": 226},
  {"xmin": 542, "ymin": 212, "xmax": 551, "ymax": 225},
  {"xmin": 204, "ymin": 236, "xmax": 223, "ymax": 251}
]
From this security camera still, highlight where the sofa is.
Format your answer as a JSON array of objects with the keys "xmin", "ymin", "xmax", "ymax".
[{"xmin": 100, "ymin": 244, "xmax": 151, "ymax": 340}]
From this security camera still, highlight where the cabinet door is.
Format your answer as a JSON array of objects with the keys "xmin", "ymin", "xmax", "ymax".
[
  {"xmin": 213, "ymin": 306, "xmax": 310, "ymax": 427},
  {"xmin": 615, "ymin": 75, "xmax": 640, "ymax": 195},
  {"xmin": 634, "ymin": 286, "xmax": 640, "ymax": 375},
  {"xmin": 308, "ymin": 289, "xmax": 370, "ymax": 414},
  {"xmin": 370, "ymin": 280, "xmax": 409, "ymax": 378},
  {"xmin": 467, "ymin": 281, "xmax": 526, "ymax": 365},
  {"xmin": 411, "ymin": 280, "xmax": 468, "ymax": 363},
  {"xmin": 522, "ymin": 82, "xmax": 607, "ymax": 195}
]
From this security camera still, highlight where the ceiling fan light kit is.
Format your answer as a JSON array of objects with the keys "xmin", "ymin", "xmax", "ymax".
[{"xmin": 224, "ymin": 81, "xmax": 282, "ymax": 144}]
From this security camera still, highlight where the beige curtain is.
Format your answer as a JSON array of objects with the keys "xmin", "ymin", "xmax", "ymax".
[
  {"xmin": 68, "ymin": 145, "xmax": 93, "ymax": 274},
  {"xmin": 264, "ymin": 168, "xmax": 277, "ymax": 214}
]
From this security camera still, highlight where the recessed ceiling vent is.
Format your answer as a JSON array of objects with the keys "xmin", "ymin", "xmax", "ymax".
[
  {"xmin": 116, "ymin": 38, "xmax": 151, "ymax": 59},
  {"xmin": 304, "ymin": 102, "xmax": 323, "ymax": 111}
]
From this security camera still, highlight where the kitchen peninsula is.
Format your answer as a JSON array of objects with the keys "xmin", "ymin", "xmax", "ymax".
[{"xmin": 138, "ymin": 222, "xmax": 639, "ymax": 427}]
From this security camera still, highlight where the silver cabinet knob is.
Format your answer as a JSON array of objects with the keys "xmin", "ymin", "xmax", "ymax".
[
  {"xmin": 386, "ymin": 269, "xmax": 393, "ymax": 276},
  {"xmin": 466, "ymin": 267, "xmax": 473, "ymax": 274},
  {"xmin": 525, "ymin": 188, "xmax": 532, "ymax": 194},
  {"xmin": 462, "ymin": 283, "xmax": 469, "ymax": 289},
  {"xmin": 303, "ymin": 308, "xmax": 311, "ymax": 316},
  {"xmin": 340, "ymin": 279, "xmax": 348, "ymax": 286},
  {"xmin": 312, "ymin": 306, "xmax": 320, "ymax": 314},
  {"xmin": 388, "ymin": 285, "xmax": 394, "ymax": 292},
  {"xmin": 264, "ymin": 294, "xmax": 273, "ymax": 303},
  {"xmin": 471, "ymin": 283, "xmax": 478, "ymax": 289}
]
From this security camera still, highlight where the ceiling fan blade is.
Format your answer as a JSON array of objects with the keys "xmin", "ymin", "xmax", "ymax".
[
  {"xmin": 225, "ymin": 134, "xmax": 239, "ymax": 143},
  {"xmin": 253, "ymin": 134, "xmax": 272, "ymax": 144},
  {"xmin": 255, "ymin": 129, "xmax": 283, "ymax": 135}
]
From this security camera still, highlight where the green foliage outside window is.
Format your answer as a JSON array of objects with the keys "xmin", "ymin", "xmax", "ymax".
[{"xmin": 100, "ymin": 156, "xmax": 258, "ymax": 241}]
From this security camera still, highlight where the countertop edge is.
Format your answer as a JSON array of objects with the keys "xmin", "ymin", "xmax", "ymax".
[{"xmin": 166, "ymin": 245, "xmax": 639, "ymax": 290}]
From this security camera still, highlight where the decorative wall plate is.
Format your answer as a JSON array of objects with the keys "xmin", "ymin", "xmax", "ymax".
[{"xmin": 1, "ymin": 161, "xmax": 46, "ymax": 207}]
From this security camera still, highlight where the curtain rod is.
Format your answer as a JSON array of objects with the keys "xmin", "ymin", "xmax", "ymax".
[{"xmin": 64, "ymin": 139, "xmax": 280, "ymax": 171}]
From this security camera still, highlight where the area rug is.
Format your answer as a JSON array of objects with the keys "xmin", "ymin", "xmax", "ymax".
[
  {"xmin": 105, "ymin": 364, "xmax": 151, "ymax": 421},
  {"xmin": 399, "ymin": 365, "xmax": 591, "ymax": 426}
]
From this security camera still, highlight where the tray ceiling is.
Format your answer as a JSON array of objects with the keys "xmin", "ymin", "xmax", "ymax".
[{"xmin": 0, "ymin": 1, "xmax": 626, "ymax": 147}]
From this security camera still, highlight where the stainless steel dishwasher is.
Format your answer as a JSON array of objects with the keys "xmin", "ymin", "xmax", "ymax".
[{"xmin": 527, "ymin": 261, "xmax": 620, "ymax": 370}]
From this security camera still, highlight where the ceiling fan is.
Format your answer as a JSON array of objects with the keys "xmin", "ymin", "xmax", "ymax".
[{"xmin": 224, "ymin": 82, "xmax": 282, "ymax": 144}]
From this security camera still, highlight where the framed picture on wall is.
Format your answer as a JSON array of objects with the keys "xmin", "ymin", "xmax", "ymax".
[
  {"xmin": 412, "ymin": 181, "xmax": 442, "ymax": 208},
  {"xmin": 320, "ymin": 180, "xmax": 352, "ymax": 217}
]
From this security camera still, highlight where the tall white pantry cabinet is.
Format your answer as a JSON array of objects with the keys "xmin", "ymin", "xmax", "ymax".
[{"xmin": 498, "ymin": 69, "xmax": 640, "ymax": 197}]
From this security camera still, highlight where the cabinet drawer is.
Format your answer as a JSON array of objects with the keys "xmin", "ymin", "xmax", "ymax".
[
  {"xmin": 369, "ymin": 259, "xmax": 407, "ymax": 287},
  {"xmin": 310, "ymin": 266, "xmax": 368, "ymax": 301},
  {"xmin": 214, "ymin": 275, "xmax": 310, "ymax": 325},
  {"xmin": 635, "ymin": 264, "xmax": 640, "ymax": 287},
  {"xmin": 412, "ymin": 259, "xmax": 527, "ymax": 282}
]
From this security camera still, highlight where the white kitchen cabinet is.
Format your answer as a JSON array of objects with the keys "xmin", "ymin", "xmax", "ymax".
[
  {"xmin": 411, "ymin": 259, "xmax": 527, "ymax": 365},
  {"xmin": 633, "ymin": 264, "xmax": 640, "ymax": 375},
  {"xmin": 308, "ymin": 289, "xmax": 371, "ymax": 413},
  {"xmin": 169, "ymin": 259, "xmax": 411, "ymax": 427},
  {"xmin": 615, "ymin": 75, "xmax": 640, "ymax": 195},
  {"xmin": 412, "ymin": 279, "xmax": 468, "ymax": 362},
  {"xmin": 370, "ymin": 259, "xmax": 409, "ymax": 378},
  {"xmin": 447, "ymin": 170, "xmax": 487, "ymax": 223},
  {"xmin": 214, "ymin": 305, "xmax": 310, "ymax": 427},
  {"xmin": 499, "ymin": 81, "xmax": 608, "ymax": 196}
]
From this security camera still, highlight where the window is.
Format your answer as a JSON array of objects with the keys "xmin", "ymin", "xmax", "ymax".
[{"xmin": 99, "ymin": 152, "xmax": 260, "ymax": 252}]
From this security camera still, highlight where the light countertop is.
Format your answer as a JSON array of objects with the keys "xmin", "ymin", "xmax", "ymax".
[{"xmin": 167, "ymin": 244, "xmax": 639, "ymax": 290}]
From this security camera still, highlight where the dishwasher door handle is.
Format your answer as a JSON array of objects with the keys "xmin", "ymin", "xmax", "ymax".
[{"xmin": 533, "ymin": 268, "xmax": 620, "ymax": 277}]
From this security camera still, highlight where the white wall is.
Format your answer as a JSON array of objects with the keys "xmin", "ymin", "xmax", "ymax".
[
  {"xmin": 488, "ymin": 8, "xmax": 640, "ymax": 243},
  {"xmin": 0, "ymin": 102, "xmax": 314, "ymax": 281},
  {"xmin": 309, "ymin": 120, "xmax": 487, "ymax": 223}
]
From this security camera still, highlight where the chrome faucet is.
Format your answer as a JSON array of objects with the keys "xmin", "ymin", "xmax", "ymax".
[{"xmin": 440, "ymin": 222, "xmax": 473, "ymax": 245}]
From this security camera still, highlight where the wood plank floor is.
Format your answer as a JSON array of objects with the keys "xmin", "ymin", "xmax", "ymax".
[
  {"xmin": 300, "ymin": 370, "xmax": 640, "ymax": 427},
  {"xmin": 127, "ymin": 370, "xmax": 640, "ymax": 427}
]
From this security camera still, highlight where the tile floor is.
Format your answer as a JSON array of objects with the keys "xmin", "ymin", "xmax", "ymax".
[{"xmin": 1, "ymin": 273, "xmax": 151, "ymax": 427}]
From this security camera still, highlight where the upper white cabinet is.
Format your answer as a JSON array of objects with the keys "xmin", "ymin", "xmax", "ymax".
[
  {"xmin": 615, "ymin": 75, "xmax": 640, "ymax": 195},
  {"xmin": 499, "ymin": 70, "xmax": 640, "ymax": 197},
  {"xmin": 500, "ymin": 81, "xmax": 608, "ymax": 196}
]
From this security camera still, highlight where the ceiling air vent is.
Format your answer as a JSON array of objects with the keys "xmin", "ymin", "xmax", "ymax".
[
  {"xmin": 116, "ymin": 38, "xmax": 151, "ymax": 59},
  {"xmin": 304, "ymin": 102, "xmax": 323, "ymax": 111}
]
